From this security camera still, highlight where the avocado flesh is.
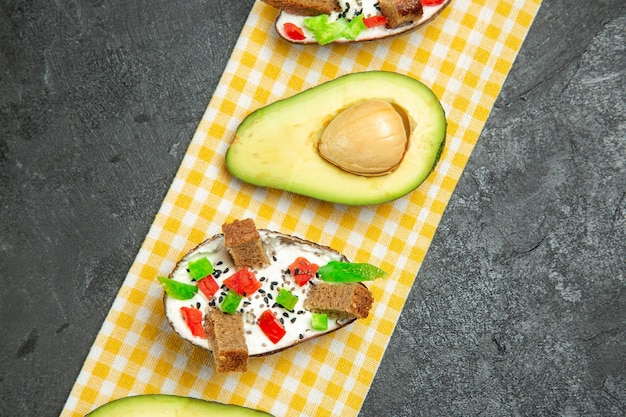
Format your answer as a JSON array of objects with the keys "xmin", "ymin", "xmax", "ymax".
[
  {"xmin": 86, "ymin": 394, "xmax": 274, "ymax": 417},
  {"xmin": 226, "ymin": 71, "xmax": 446, "ymax": 205}
]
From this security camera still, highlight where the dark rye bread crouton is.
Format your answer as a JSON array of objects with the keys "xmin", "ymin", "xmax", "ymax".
[
  {"xmin": 379, "ymin": 0, "xmax": 424, "ymax": 28},
  {"xmin": 222, "ymin": 218, "xmax": 269, "ymax": 269},
  {"xmin": 204, "ymin": 307, "xmax": 248, "ymax": 372},
  {"xmin": 261, "ymin": 0, "xmax": 340, "ymax": 16},
  {"xmin": 304, "ymin": 282, "xmax": 373, "ymax": 319}
]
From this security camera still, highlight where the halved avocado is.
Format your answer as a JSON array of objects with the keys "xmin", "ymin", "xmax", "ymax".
[
  {"xmin": 225, "ymin": 71, "xmax": 446, "ymax": 205},
  {"xmin": 85, "ymin": 394, "xmax": 274, "ymax": 416}
]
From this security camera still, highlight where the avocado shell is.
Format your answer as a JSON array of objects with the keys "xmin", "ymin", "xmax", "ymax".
[{"xmin": 162, "ymin": 230, "xmax": 367, "ymax": 358}]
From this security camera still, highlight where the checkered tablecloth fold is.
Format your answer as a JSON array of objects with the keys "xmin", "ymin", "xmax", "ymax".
[{"xmin": 61, "ymin": 1, "xmax": 541, "ymax": 416}]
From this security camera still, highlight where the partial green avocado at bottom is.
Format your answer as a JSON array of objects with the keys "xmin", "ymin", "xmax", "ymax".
[
  {"xmin": 85, "ymin": 394, "xmax": 274, "ymax": 417},
  {"xmin": 226, "ymin": 71, "xmax": 447, "ymax": 205}
]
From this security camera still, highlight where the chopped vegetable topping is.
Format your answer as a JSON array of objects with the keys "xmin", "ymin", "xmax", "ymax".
[
  {"xmin": 223, "ymin": 268, "xmax": 262, "ymax": 296},
  {"xmin": 342, "ymin": 14, "xmax": 366, "ymax": 40},
  {"xmin": 180, "ymin": 306, "xmax": 206, "ymax": 338},
  {"xmin": 283, "ymin": 22, "xmax": 306, "ymax": 40},
  {"xmin": 158, "ymin": 276, "xmax": 198, "ymax": 300},
  {"xmin": 288, "ymin": 257, "xmax": 319, "ymax": 286},
  {"xmin": 187, "ymin": 257, "xmax": 214, "ymax": 280},
  {"xmin": 197, "ymin": 275, "xmax": 219, "ymax": 299},
  {"xmin": 221, "ymin": 290, "xmax": 243, "ymax": 314},
  {"xmin": 422, "ymin": 0, "xmax": 446, "ymax": 5},
  {"xmin": 311, "ymin": 313, "xmax": 328, "ymax": 331},
  {"xmin": 303, "ymin": 12, "xmax": 368, "ymax": 44},
  {"xmin": 258, "ymin": 309, "xmax": 286, "ymax": 344},
  {"xmin": 276, "ymin": 288, "xmax": 299, "ymax": 311},
  {"xmin": 363, "ymin": 15, "xmax": 387, "ymax": 28},
  {"xmin": 317, "ymin": 261, "xmax": 387, "ymax": 282}
]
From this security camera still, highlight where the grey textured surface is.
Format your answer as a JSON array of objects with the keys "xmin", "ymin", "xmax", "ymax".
[{"xmin": 1, "ymin": 1, "xmax": 624, "ymax": 416}]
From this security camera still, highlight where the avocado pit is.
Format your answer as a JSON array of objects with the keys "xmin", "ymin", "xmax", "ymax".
[{"xmin": 317, "ymin": 99, "xmax": 409, "ymax": 176}]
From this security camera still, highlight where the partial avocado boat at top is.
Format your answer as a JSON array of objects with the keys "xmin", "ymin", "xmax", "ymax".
[
  {"xmin": 262, "ymin": 0, "xmax": 452, "ymax": 45},
  {"xmin": 225, "ymin": 71, "xmax": 446, "ymax": 205}
]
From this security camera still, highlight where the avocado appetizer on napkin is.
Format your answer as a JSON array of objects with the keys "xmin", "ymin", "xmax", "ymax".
[
  {"xmin": 159, "ymin": 219, "xmax": 386, "ymax": 372},
  {"xmin": 262, "ymin": 0, "xmax": 452, "ymax": 44}
]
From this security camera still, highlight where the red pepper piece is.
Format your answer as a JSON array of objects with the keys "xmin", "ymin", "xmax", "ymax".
[
  {"xmin": 197, "ymin": 275, "xmax": 219, "ymax": 299},
  {"xmin": 422, "ymin": 0, "xmax": 445, "ymax": 5},
  {"xmin": 363, "ymin": 15, "xmax": 388, "ymax": 28},
  {"xmin": 284, "ymin": 22, "xmax": 306, "ymax": 40},
  {"xmin": 180, "ymin": 306, "xmax": 206, "ymax": 339},
  {"xmin": 258, "ymin": 309, "xmax": 286, "ymax": 344},
  {"xmin": 288, "ymin": 257, "xmax": 319, "ymax": 286},
  {"xmin": 223, "ymin": 268, "xmax": 262, "ymax": 297}
]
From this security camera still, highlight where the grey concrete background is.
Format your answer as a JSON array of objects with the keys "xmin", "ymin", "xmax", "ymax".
[{"xmin": 1, "ymin": 1, "xmax": 624, "ymax": 416}]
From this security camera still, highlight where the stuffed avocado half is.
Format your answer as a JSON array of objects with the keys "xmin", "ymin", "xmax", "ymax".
[{"xmin": 226, "ymin": 71, "xmax": 446, "ymax": 205}]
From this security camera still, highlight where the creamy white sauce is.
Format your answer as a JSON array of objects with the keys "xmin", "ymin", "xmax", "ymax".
[
  {"xmin": 164, "ymin": 230, "xmax": 352, "ymax": 356},
  {"xmin": 275, "ymin": 0, "xmax": 450, "ymax": 43}
]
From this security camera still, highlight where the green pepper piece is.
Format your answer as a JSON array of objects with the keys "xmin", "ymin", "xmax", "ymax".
[
  {"xmin": 221, "ymin": 290, "xmax": 243, "ymax": 314},
  {"xmin": 317, "ymin": 261, "xmax": 387, "ymax": 283},
  {"xmin": 342, "ymin": 14, "xmax": 366, "ymax": 40},
  {"xmin": 158, "ymin": 276, "xmax": 198, "ymax": 300},
  {"xmin": 311, "ymin": 313, "xmax": 328, "ymax": 331},
  {"xmin": 304, "ymin": 15, "xmax": 349, "ymax": 45},
  {"xmin": 187, "ymin": 257, "xmax": 214, "ymax": 280},
  {"xmin": 276, "ymin": 288, "xmax": 299, "ymax": 311}
]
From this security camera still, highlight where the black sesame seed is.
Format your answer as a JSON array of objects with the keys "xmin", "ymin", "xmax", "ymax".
[
  {"xmin": 279, "ymin": 318, "xmax": 284, "ymax": 324},
  {"xmin": 267, "ymin": 293, "xmax": 273, "ymax": 300},
  {"xmin": 272, "ymin": 255, "xmax": 277, "ymax": 262},
  {"xmin": 272, "ymin": 302, "xmax": 279, "ymax": 308},
  {"xmin": 298, "ymin": 334, "xmax": 304, "ymax": 339},
  {"xmin": 196, "ymin": 302, "xmax": 201, "ymax": 309},
  {"xmin": 213, "ymin": 270, "xmax": 222, "ymax": 278},
  {"xmin": 223, "ymin": 267, "xmax": 230, "ymax": 273},
  {"xmin": 218, "ymin": 296, "xmax": 224, "ymax": 303},
  {"xmin": 291, "ymin": 317, "xmax": 297, "ymax": 323},
  {"xmin": 216, "ymin": 261, "xmax": 223, "ymax": 266}
]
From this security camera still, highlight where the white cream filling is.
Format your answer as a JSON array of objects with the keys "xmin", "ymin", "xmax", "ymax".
[
  {"xmin": 275, "ymin": 0, "xmax": 450, "ymax": 43},
  {"xmin": 164, "ymin": 230, "xmax": 352, "ymax": 356}
]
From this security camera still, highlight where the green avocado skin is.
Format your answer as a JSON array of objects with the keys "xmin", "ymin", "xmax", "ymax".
[
  {"xmin": 85, "ymin": 394, "xmax": 275, "ymax": 417},
  {"xmin": 226, "ymin": 71, "xmax": 447, "ymax": 205}
]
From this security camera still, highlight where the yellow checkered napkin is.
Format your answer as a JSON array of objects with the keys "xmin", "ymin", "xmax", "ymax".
[{"xmin": 62, "ymin": 1, "xmax": 541, "ymax": 416}]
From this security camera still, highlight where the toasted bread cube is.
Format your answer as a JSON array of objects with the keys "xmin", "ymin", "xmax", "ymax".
[
  {"xmin": 205, "ymin": 308, "xmax": 248, "ymax": 372},
  {"xmin": 222, "ymin": 218, "xmax": 269, "ymax": 269}
]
